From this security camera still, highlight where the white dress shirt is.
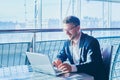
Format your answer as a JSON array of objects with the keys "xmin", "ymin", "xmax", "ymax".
[{"xmin": 70, "ymin": 35, "xmax": 81, "ymax": 72}]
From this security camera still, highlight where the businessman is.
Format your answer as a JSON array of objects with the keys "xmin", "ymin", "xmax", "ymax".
[{"xmin": 53, "ymin": 16, "xmax": 107, "ymax": 80}]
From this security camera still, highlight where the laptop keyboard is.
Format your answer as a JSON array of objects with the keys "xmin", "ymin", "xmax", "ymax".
[{"xmin": 54, "ymin": 67, "xmax": 62, "ymax": 73}]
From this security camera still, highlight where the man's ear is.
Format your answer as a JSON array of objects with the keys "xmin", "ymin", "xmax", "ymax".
[{"xmin": 77, "ymin": 26, "xmax": 80, "ymax": 31}]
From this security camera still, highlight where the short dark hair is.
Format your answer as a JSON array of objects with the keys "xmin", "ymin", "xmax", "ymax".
[{"xmin": 63, "ymin": 16, "xmax": 80, "ymax": 26}]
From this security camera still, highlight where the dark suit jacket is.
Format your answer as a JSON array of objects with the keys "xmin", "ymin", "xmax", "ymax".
[{"xmin": 57, "ymin": 32, "xmax": 107, "ymax": 80}]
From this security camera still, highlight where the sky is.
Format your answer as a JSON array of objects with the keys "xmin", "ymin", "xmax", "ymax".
[
  {"xmin": 0, "ymin": 0, "xmax": 34, "ymax": 22},
  {"xmin": 0, "ymin": 0, "xmax": 61, "ymax": 22},
  {"xmin": 0, "ymin": 0, "xmax": 120, "ymax": 23}
]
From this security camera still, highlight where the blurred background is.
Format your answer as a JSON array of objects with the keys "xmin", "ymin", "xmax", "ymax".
[{"xmin": 0, "ymin": 0, "xmax": 120, "ymax": 79}]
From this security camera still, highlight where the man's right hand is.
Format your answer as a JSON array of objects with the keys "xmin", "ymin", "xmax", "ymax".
[
  {"xmin": 53, "ymin": 59, "xmax": 72, "ymax": 73},
  {"xmin": 53, "ymin": 59, "xmax": 62, "ymax": 68}
]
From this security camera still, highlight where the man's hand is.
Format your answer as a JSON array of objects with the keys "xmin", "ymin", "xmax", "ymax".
[
  {"xmin": 53, "ymin": 59, "xmax": 62, "ymax": 68},
  {"xmin": 53, "ymin": 59, "xmax": 72, "ymax": 73},
  {"xmin": 58, "ymin": 63, "xmax": 72, "ymax": 73}
]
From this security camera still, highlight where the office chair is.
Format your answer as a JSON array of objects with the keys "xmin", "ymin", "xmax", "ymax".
[{"xmin": 101, "ymin": 45, "xmax": 113, "ymax": 80}]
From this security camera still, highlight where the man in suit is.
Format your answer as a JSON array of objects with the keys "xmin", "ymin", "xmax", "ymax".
[{"xmin": 53, "ymin": 16, "xmax": 107, "ymax": 80}]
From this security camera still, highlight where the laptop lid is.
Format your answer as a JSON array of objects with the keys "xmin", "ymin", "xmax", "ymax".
[{"xmin": 26, "ymin": 52, "xmax": 61, "ymax": 76}]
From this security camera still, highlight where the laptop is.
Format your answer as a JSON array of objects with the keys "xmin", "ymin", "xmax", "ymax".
[{"xmin": 26, "ymin": 52, "xmax": 65, "ymax": 76}]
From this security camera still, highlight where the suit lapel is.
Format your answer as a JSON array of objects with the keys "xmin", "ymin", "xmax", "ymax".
[{"xmin": 79, "ymin": 32, "xmax": 85, "ymax": 63}]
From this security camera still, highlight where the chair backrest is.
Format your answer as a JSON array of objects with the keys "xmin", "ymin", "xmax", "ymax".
[{"xmin": 101, "ymin": 45, "xmax": 113, "ymax": 80}]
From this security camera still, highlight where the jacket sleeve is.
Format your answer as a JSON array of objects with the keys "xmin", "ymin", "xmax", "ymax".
[{"xmin": 56, "ymin": 41, "xmax": 68, "ymax": 62}]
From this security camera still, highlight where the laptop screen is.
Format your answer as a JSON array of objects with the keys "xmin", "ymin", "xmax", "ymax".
[{"xmin": 26, "ymin": 52, "xmax": 56, "ymax": 75}]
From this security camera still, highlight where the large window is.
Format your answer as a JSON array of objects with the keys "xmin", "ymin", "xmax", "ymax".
[{"xmin": 0, "ymin": 0, "xmax": 120, "ymax": 42}]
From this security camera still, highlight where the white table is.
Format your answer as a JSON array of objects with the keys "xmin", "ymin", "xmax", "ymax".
[{"xmin": 0, "ymin": 65, "xmax": 94, "ymax": 80}]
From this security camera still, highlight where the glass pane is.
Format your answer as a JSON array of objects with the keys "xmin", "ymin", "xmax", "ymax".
[
  {"xmin": 111, "ymin": 3, "xmax": 120, "ymax": 28},
  {"xmin": 80, "ymin": 1, "xmax": 103, "ymax": 28},
  {"xmin": 0, "ymin": 0, "xmax": 34, "ymax": 29}
]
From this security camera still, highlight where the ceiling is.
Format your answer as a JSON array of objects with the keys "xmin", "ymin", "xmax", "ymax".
[{"xmin": 87, "ymin": 0, "xmax": 120, "ymax": 3}]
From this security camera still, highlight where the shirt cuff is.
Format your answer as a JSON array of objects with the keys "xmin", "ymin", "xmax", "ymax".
[{"xmin": 71, "ymin": 65, "xmax": 77, "ymax": 72}]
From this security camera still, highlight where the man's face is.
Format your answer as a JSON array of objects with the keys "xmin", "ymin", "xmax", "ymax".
[{"xmin": 63, "ymin": 23, "xmax": 80, "ymax": 40}]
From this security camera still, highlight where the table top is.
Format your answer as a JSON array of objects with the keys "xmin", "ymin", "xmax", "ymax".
[{"xmin": 0, "ymin": 65, "xmax": 94, "ymax": 80}]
